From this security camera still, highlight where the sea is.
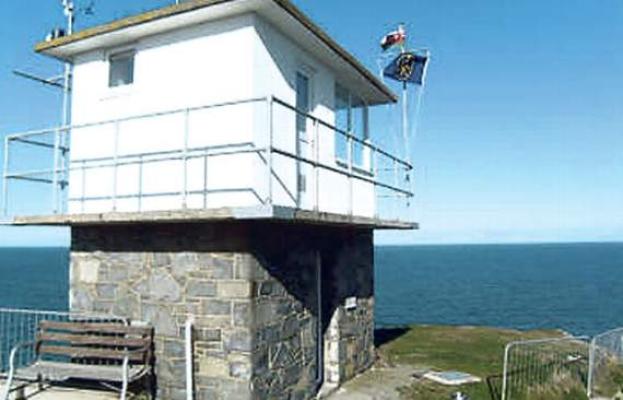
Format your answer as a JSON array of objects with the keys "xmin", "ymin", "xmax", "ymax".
[{"xmin": 1, "ymin": 243, "xmax": 622, "ymax": 336}]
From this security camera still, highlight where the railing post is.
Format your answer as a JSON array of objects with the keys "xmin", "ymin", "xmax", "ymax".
[
  {"xmin": 138, "ymin": 155, "xmax": 144, "ymax": 212},
  {"xmin": 81, "ymin": 160, "xmax": 87, "ymax": 214},
  {"xmin": 372, "ymin": 148, "xmax": 379, "ymax": 219},
  {"xmin": 112, "ymin": 121, "xmax": 120, "ymax": 212},
  {"xmin": 2, "ymin": 136, "xmax": 10, "ymax": 216},
  {"xmin": 587, "ymin": 337, "xmax": 595, "ymax": 399},
  {"xmin": 347, "ymin": 133, "xmax": 353, "ymax": 216},
  {"xmin": 59, "ymin": 127, "xmax": 69, "ymax": 214},
  {"xmin": 182, "ymin": 109, "xmax": 190, "ymax": 209},
  {"xmin": 267, "ymin": 96, "xmax": 274, "ymax": 205},
  {"xmin": 393, "ymin": 159, "xmax": 398, "ymax": 188},
  {"xmin": 203, "ymin": 152, "xmax": 208, "ymax": 209},
  {"xmin": 502, "ymin": 343, "xmax": 512, "ymax": 400},
  {"xmin": 314, "ymin": 120, "xmax": 320, "ymax": 212},
  {"xmin": 51, "ymin": 128, "xmax": 61, "ymax": 214}
]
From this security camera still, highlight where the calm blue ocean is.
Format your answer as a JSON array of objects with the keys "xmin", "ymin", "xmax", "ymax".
[
  {"xmin": 376, "ymin": 242, "xmax": 623, "ymax": 336},
  {"xmin": 1, "ymin": 243, "xmax": 622, "ymax": 336}
]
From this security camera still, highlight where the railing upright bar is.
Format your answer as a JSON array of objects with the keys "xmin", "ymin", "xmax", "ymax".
[
  {"xmin": 502, "ymin": 343, "xmax": 511, "ymax": 400},
  {"xmin": 81, "ymin": 160, "xmax": 86, "ymax": 213},
  {"xmin": 347, "ymin": 133, "xmax": 353, "ymax": 216},
  {"xmin": 267, "ymin": 96, "xmax": 274, "ymax": 205},
  {"xmin": 2, "ymin": 136, "xmax": 9, "ymax": 216},
  {"xmin": 138, "ymin": 155, "xmax": 144, "ymax": 212},
  {"xmin": 314, "ymin": 120, "xmax": 320, "ymax": 212},
  {"xmin": 59, "ymin": 128, "xmax": 68, "ymax": 214},
  {"xmin": 373, "ymin": 148, "xmax": 379, "ymax": 219},
  {"xmin": 52, "ymin": 129, "xmax": 61, "ymax": 214},
  {"xmin": 112, "ymin": 121, "xmax": 120, "ymax": 212},
  {"xmin": 182, "ymin": 109, "xmax": 190, "ymax": 209},
  {"xmin": 203, "ymin": 152, "xmax": 208, "ymax": 209}
]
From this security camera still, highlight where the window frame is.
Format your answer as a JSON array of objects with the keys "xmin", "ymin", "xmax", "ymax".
[
  {"xmin": 108, "ymin": 50, "xmax": 136, "ymax": 89},
  {"xmin": 334, "ymin": 84, "xmax": 369, "ymax": 170}
]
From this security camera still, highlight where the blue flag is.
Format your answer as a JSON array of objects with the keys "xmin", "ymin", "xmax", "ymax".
[{"xmin": 383, "ymin": 52, "xmax": 428, "ymax": 85}]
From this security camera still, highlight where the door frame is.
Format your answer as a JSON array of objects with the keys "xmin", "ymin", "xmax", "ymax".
[{"xmin": 295, "ymin": 67, "xmax": 315, "ymax": 208}]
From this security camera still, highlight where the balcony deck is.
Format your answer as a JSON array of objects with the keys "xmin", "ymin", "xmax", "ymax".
[{"xmin": 6, "ymin": 205, "xmax": 416, "ymax": 230}]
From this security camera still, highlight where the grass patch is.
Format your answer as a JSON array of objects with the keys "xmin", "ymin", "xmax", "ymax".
[
  {"xmin": 592, "ymin": 358, "xmax": 623, "ymax": 398},
  {"xmin": 377, "ymin": 325, "xmax": 588, "ymax": 400}
]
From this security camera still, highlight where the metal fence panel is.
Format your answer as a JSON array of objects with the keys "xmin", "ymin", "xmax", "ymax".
[
  {"xmin": 588, "ymin": 328, "xmax": 623, "ymax": 399},
  {"xmin": 502, "ymin": 336, "xmax": 589, "ymax": 400}
]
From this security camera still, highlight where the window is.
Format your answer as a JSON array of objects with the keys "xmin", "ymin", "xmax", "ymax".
[
  {"xmin": 108, "ymin": 51, "xmax": 135, "ymax": 88},
  {"xmin": 335, "ymin": 85, "xmax": 350, "ymax": 160},
  {"xmin": 334, "ymin": 84, "xmax": 368, "ymax": 167}
]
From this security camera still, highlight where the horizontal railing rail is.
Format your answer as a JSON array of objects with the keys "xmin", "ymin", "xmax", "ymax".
[
  {"xmin": 2, "ymin": 95, "xmax": 413, "ymax": 221},
  {"xmin": 271, "ymin": 97, "xmax": 413, "ymax": 171}
]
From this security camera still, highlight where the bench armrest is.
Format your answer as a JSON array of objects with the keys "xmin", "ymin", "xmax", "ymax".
[
  {"xmin": 8, "ymin": 341, "xmax": 37, "ymax": 369},
  {"xmin": 119, "ymin": 346, "xmax": 152, "ymax": 400},
  {"xmin": 1, "ymin": 342, "xmax": 37, "ymax": 400}
]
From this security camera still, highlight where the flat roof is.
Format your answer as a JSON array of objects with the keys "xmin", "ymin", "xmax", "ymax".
[
  {"xmin": 35, "ymin": 0, "xmax": 397, "ymax": 105},
  {"xmin": 6, "ymin": 206, "xmax": 417, "ymax": 230}
]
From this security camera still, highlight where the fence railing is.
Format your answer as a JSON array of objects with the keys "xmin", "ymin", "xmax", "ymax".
[
  {"xmin": 501, "ymin": 336, "xmax": 590, "ymax": 400},
  {"xmin": 2, "ymin": 95, "xmax": 413, "ymax": 221},
  {"xmin": 588, "ymin": 328, "xmax": 623, "ymax": 398}
]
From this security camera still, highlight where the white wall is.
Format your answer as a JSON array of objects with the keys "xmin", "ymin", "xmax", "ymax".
[
  {"xmin": 252, "ymin": 15, "xmax": 375, "ymax": 216},
  {"xmin": 68, "ymin": 13, "xmax": 376, "ymax": 217}
]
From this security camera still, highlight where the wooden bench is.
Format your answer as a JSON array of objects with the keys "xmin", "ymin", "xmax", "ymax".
[{"xmin": 2, "ymin": 320, "xmax": 154, "ymax": 400}]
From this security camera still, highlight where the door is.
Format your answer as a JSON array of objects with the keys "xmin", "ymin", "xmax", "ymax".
[{"xmin": 295, "ymin": 71, "xmax": 312, "ymax": 209}]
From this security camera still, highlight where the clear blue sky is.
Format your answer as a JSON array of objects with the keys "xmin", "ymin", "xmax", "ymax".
[{"xmin": 1, "ymin": 0, "xmax": 622, "ymax": 246}]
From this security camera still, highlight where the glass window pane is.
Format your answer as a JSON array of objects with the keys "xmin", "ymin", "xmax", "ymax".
[
  {"xmin": 109, "ymin": 52, "xmax": 135, "ymax": 88},
  {"xmin": 335, "ymin": 84, "xmax": 350, "ymax": 160},
  {"xmin": 296, "ymin": 73, "xmax": 310, "ymax": 139},
  {"xmin": 352, "ymin": 97, "xmax": 368, "ymax": 167}
]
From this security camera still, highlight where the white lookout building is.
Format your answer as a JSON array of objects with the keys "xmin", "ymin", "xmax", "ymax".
[{"xmin": 2, "ymin": 0, "xmax": 415, "ymax": 399}]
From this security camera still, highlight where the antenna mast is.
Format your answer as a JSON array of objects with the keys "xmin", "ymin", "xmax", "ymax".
[{"xmin": 61, "ymin": 0, "xmax": 74, "ymax": 127}]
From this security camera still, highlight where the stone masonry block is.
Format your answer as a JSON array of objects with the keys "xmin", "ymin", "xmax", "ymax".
[
  {"xmin": 202, "ymin": 299, "xmax": 231, "ymax": 316},
  {"xmin": 217, "ymin": 281, "xmax": 252, "ymax": 298},
  {"xmin": 187, "ymin": 280, "xmax": 217, "ymax": 297},
  {"xmin": 199, "ymin": 356, "xmax": 230, "ymax": 378}
]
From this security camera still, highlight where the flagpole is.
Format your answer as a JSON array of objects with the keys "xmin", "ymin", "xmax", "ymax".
[
  {"xmin": 399, "ymin": 34, "xmax": 411, "ymax": 172},
  {"xmin": 402, "ymin": 81, "xmax": 410, "ymax": 166}
]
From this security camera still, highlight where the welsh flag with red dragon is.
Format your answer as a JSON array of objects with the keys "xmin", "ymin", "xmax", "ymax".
[{"xmin": 380, "ymin": 25, "xmax": 406, "ymax": 51}]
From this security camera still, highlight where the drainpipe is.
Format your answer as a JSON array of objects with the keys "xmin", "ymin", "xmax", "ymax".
[
  {"xmin": 185, "ymin": 316, "xmax": 195, "ymax": 400},
  {"xmin": 314, "ymin": 250, "xmax": 324, "ymax": 394}
]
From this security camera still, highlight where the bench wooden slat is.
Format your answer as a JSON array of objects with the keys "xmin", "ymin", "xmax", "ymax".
[
  {"xmin": 39, "ymin": 345, "xmax": 147, "ymax": 362},
  {"xmin": 38, "ymin": 332, "xmax": 150, "ymax": 348},
  {"xmin": 40, "ymin": 321, "xmax": 152, "ymax": 336}
]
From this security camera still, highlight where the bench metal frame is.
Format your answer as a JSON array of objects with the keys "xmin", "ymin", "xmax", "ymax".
[{"xmin": 2, "ymin": 321, "xmax": 154, "ymax": 400}]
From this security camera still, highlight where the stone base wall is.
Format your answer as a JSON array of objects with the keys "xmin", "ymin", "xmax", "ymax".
[{"xmin": 70, "ymin": 222, "xmax": 374, "ymax": 400}]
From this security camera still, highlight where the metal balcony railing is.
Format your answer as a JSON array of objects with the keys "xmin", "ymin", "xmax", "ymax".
[{"xmin": 2, "ymin": 96, "xmax": 413, "ymax": 222}]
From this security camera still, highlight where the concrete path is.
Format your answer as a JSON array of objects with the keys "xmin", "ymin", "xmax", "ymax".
[
  {"xmin": 1, "ymin": 382, "xmax": 117, "ymax": 400},
  {"xmin": 328, "ymin": 365, "xmax": 423, "ymax": 400}
]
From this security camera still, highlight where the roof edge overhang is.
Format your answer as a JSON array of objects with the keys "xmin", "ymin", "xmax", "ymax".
[{"xmin": 35, "ymin": 0, "xmax": 397, "ymax": 104}]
